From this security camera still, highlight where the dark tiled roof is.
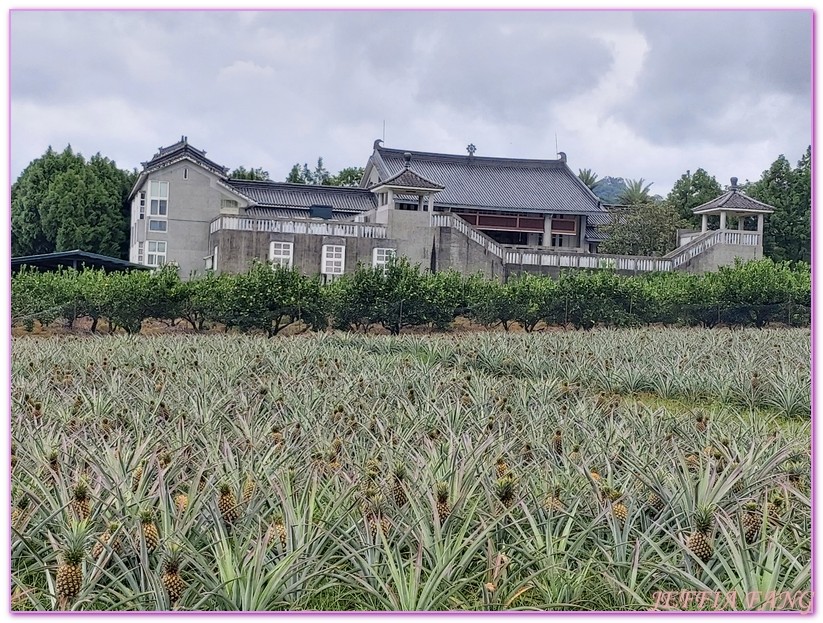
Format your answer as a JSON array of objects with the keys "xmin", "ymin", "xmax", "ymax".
[
  {"xmin": 376, "ymin": 167, "xmax": 444, "ymax": 190},
  {"xmin": 375, "ymin": 147, "xmax": 604, "ymax": 215},
  {"xmin": 586, "ymin": 226, "xmax": 608, "ymax": 242},
  {"xmin": 244, "ymin": 207, "xmax": 357, "ymax": 221},
  {"xmin": 225, "ymin": 180, "xmax": 377, "ymax": 212},
  {"xmin": 11, "ymin": 250, "xmax": 149, "ymax": 272},
  {"xmin": 692, "ymin": 189, "xmax": 775, "ymax": 214},
  {"xmin": 142, "ymin": 137, "xmax": 229, "ymax": 176},
  {"xmin": 585, "ymin": 211, "xmax": 613, "ymax": 226}
]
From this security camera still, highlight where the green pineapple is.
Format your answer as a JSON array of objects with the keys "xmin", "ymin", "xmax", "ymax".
[{"xmin": 686, "ymin": 506, "xmax": 715, "ymax": 563}]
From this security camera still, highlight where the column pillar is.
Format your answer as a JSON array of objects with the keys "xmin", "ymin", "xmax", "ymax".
[
  {"xmin": 418, "ymin": 195, "xmax": 424, "ymax": 211},
  {"xmin": 757, "ymin": 214, "xmax": 764, "ymax": 233},
  {"xmin": 426, "ymin": 196, "xmax": 433, "ymax": 212},
  {"xmin": 701, "ymin": 214, "xmax": 708, "ymax": 232},
  {"xmin": 738, "ymin": 214, "xmax": 745, "ymax": 231},
  {"xmin": 387, "ymin": 189, "xmax": 394, "ymax": 207},
  {"xmin": 719, "ymin": 211, "xmax": 727, "ymax": 230},
  {"xmin": 543, "ymin": 215, "xmax": 552, "ymax": 247}
]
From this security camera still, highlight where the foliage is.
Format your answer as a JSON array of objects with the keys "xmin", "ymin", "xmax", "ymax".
[
  {"xmin": 666, "ymin": 168, "xmax": 723, "ymax": 228},
  {"xmin": 617, "ymin": 178, "xmax": 654, "ymax": 206},
  {"xmin": 11, "ymin": 146, "xmax": 137, "ymax": 259},
  {"xmin": 747, "ymin": 148, "xmax": 811, "ymax": 264},
  {"xmin": 229, "ymin": 166, "xmax": 270, "ymax": 181},
  {"xmin": 577, "ymin": 169, "xmax": 600, "ymax": 192},
  {"xmin": 590, "ymin": 176, "xmax": 628, "ymax": 204},
  {"xmin": 599, "ymin": 202, "xmax": 687, "ymax": 257},
  {"xmin": 285, "ymin": 158, "xmax": 364, "ymax": 187}
]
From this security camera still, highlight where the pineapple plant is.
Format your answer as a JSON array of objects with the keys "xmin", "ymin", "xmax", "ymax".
[
  {"xmin": 495, "ymin": 457, "xmax": 509, "ymax": 479},
  {"xmin": 361, "ymin": 488, "xmax": 390, "ymax": 540},
  {"xmin": 604, "ymin": 487, "xmax": 628, "ymax": 523},
  {"xmin": 242, "ymin": 474, "xmax": 255, "ymax": 503},
  {"xmin": 131, "ymin": 461, "xmax": 145, "ymax": 492},
  {"xmin": 271, "ymin": 514, "xmax": 287, "ymax": 550},
  {"xmin": 435, "ymin": 482, "xmax": 451, "ymax": 523},
  {"xmin": 741, "ymin": 502, "xmax": 761, "ymax": 544},
  {"xmin": 391, "ymin": 463, "xmax": 408, "ymax": 507},
  {"xmin": 161, "ymin": 543, "xmax": 187, "ymax": 605},
  {"xmin": 56, "ymin": 523, "xmax": 87, "ymax": 606},
  {"xmin": 11, "ymin": 494, "xmax": 30, "ymax": 529},
  {"xmin": 218, "ymin": 483, "xmax": 239, "ymax": 525},
  {"xmin": 174, "ymin": 491, "xmax": 189, "ymax": 514},
  {"xmin": 139, "ymin": 509, "xmax": 159, "ymax": 553},
  {"xmin": 568, "ymin": 445, "xmax": 581, "ymax": 463},
  {"xmin": 645, "ymin": 489, "xmax": 665, "ymax": 515},
  {"xmin": 544, "ymin": 485, "xmax": 565, "ymax": 513},
  {"xmin": 495, "ymin": 475, "xmax": 517, "ymax": 510},
  {"xmin": 767, "ymin": 494, "xmax": 784, "ymax": 526},
  {"xmin": 686, "ymin": 506, "xmax": 715, "ymax": 563},
  {"xmin": 70, "ymin": 479, "xmax": 91, "ymax": 521},
  {"xmin": 553, "ymin": 430, "xmax": 563, "ymax": 456},
  {"xmin": 92, "ymin": 521, "xmax": 121, "ymax": 558},
  {"xmin": 695, "ymin": 414, "xmax": 708, "ymax": 433}
]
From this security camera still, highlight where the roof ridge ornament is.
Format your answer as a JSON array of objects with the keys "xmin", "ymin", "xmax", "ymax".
[
  {"xmin": 403, "ymin": 152, "xmax": 412, "ymax": 169},
  {"xmin": 558, "ymin": 152, "xmax": 567, "ymax": 163},
  {"xmin": 467, "ymin": 143, "xmax": 476, "ymax": 156},
  {"xmin": 373, "ymin": 139, "xmax": 384, "ymax": 150},
  {"xmin": 730, "ymin": 176, "xmax": 738, "ymax": 191}
]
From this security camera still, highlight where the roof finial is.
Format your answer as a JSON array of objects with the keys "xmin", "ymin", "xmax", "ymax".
[
  {"xmin": 373, "ymin": 139, "xmax": 384, "ymax": 150},
  {"xmin": 403, "ymin": 152, "xmax": 412, "ymax": 168},
  {"xmin": 558, "ymin": 151, "xmax": 567, "ymax": 163},
  {"xmin": 730, "ymin": 176, "xmax": 738, "ymax": 190},
  {"xmin": 467, "ymin": 143, "xmax": 476, "ymax": 156}
]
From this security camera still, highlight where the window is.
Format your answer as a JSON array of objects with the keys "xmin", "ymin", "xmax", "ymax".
[
  {"xmin": 551, "ymin": 234, "xmax": 567, "ymax": 248},
  {"xmin": 139, "ymin": 191, "xmax": 146, "ymax": 219},
  {"xmin": 222, "ymin": 199, "xmax": 238, "ymax": 209},
  {"xmin": 149, "ymin": 219, "xmax": 167, "ymax": 232},
  {"xmin": 149, "ymin": 181, "xmax": 169, "ymax": 217},
  {"xmin": 213, "ymin": 246, "xmax": 218, "ymax": 272},
  {"xmin": 372, "ymin": 247, "xmax": 396, "ymax": 269},
  {"xmin": 321, "ymin": 244, "xmax": 345, "ymax": 275},
  {"xmin": 147, "ymin": 241, "xmax": 167, "ymax": 266},
  {"xmin": 183, "ymin": 167, "xmax": 188, "ymax": 180},
  {"xmin": 269, "ymin": 241, "xmax": 293, "ymax": 268},
  {"xmin": 137, "ymin": 242, "xmax": 144, "ymax": 264}
]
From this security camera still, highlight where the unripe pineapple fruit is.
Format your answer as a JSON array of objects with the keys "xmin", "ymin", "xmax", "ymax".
[
  {"xmin": 71, "ymin": 480, "xmax": 91, "ymax": 521},
  {"xmin": 218, "ymin": 483, "xmax": 239, "ymax": 525},
  {"xmin": 161, "ymin": 544, "xmax": 186, "ymax": 605},
  {"xmin": 553, "ymin": 430, "xmax": 563, "ymax": 456},
  {"xmin": 391, "ymin": 463, "xmax": 407, "ymax": 507},
  {"xmin": 495, "ymin": 475, "xmax": 517, "ymax": 509},
  {"xmin": 495, "ymin": 457, "xmax": 509, "ymax": 479},
  {"xmin": 271, "ymin": 515, "xmax": 287, "ymax": 549},
  {"xmin": 435, "ymin": 482, "xmax": 451, "ymax": 523},
  {"xmin": 174, "ymin": 492, "xmax": 188, "ymax": 514},
  {"xmin": 139, "ymin": 510, "xmax": 159, "ymax": 552},
  {"xmin": 686, "ymin": 506, "xmax": 715, "ymax": 563},
  {"xmin": 242, "ymin": 475, "xmax": 255, "ymax": 503},
  {"xmin": 741, "ymin": 503, "xmax": 760, "ymax": 544},
  {"xmin": 56, "ymin": 524, "xmax": 87, "ymax": 603},
  {"xmin": 544, "ymin": 485, "xmax": 565, "ymax": 513},
  {"xmin": 92, "ymin": 522, "xmax": 120, "ymax": 558}
]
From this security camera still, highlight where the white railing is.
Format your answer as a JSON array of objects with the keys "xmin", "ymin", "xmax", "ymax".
[
  {"xmin": 664, "ymin": 229, "xmax": 760, "ymax": 269},
  {"xmin": 210, "ymin": 216, "xmax": 388, "ymax": 239},
  {"xmin": 430, "ymin": 213, "xmax": 505, "ymax": 259},
  {"xmin": 503, "ymin": 248, "xmax": 674, "ymax": 272}
]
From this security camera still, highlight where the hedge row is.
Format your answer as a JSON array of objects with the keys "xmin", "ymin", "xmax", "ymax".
[{"xmin": 11, "ymin": 258, "xmax": 810, "ymax": 335}]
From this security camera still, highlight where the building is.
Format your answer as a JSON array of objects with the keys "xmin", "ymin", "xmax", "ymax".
[{"xmin": 128, "ymin": 137, "xmax": 772, "ymax": 280}]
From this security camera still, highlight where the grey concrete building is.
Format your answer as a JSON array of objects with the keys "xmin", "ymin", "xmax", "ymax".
[{"xmin": 129, "ymin": 138, "xmax": 774, "ymax": 280}]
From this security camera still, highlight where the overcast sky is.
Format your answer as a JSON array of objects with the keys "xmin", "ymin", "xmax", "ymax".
[{"xmin": 9, "ymin": 9, "xmax": 812, "ymax": 195}]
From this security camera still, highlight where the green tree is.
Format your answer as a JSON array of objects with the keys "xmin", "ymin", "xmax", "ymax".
[
  {"xmin": 600, "ymin": 202, "xmax": 686, "ymax": 257},
  {"xmin": 747, "ymin": 148, "xmax": 811, "ymax": 263},
  {"xmin": 313, "ymin": 157, "xmax": 331, "ymax": 185},
  {"xmin": 618, "ymin": 178, "xmax": 654, "ymax": 205},
  {"xmin": 577, "ymin": 168, "xmax": 600, "ymax": 191},
  {"xmin": 230, "ymin": 166, "xmax": 270, "ymax": 181},
  {"xmin": 329, "ymin": 167, "xmax": 365, "ymax": 187},
  {"xmin": 11, "ymin": 146, "xmax": 136, "ymax": 258},
  {"xmin": 666, "ymin": 168, "xmax": 722, "ymax": 228}
]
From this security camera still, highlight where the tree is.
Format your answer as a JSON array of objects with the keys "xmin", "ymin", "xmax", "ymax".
[
  {"xmin": 666, "ymin": 168, "xmax": 722, "ymax": 228},
  {"xmin": 11, "ymin": 146, "xmax": 136, "ymax": 258},
  {"xmin": 747, "ymin": 148, "xmax": 811, "ymax": 264},
  {"xmin": 230, "ymin": 166, "xmax": 270, "ymax": 181},
  {"xmin": 600, "ymin": 201, "xmax": 687, "ymax": 257},
  {"xmin": 329, "ymin": 167, "xmax": 365, "ymax": 187},
  {"xmin": 618, "ymin": 178, "xmax": 654, "ymax": 205},
  {"xmin": 577, "ymin": 168, "xmax": 600, "ymax": 191},
  {"xmin": 313, "ymin": 157, "xmax": 331, "ymax": 186}
]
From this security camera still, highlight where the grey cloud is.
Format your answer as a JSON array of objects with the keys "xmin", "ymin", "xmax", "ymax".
[{"xmin": 614, "ymin": 10, "xmax": 811, "ymax": 146}]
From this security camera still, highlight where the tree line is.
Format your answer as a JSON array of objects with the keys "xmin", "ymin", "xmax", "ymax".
[{"xmin": 12, "ymin": 258, "xmax": 810, "ymax": 336}]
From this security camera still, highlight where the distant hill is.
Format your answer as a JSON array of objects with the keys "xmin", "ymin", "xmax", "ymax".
[{"xmin": 591, "ymin": 176, "xmax": 627, "ymax": 204}]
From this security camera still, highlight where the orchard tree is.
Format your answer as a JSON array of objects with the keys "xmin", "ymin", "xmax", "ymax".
[
  {"xmin": 666, "ymin": 168, "xmax": 722, "ymax": 228},
  {"xmin": 618, "ymin": 178, "xmax": 654, "ymax": 205},
  {"xmin": 11, "ymin": 146, "xmax": 136, "ymax": 258}
]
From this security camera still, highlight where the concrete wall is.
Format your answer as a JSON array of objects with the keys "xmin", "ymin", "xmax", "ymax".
[
  {"xmin": 132, "ymin": 160, "xmax": 249, "ymax": 279},
  {"xmin": 210, "ymin": 230, "xmax": 397, "ymax": 276},
  {"xmin": 680, "ymin": 243, "xmax": 761, "ymax": 274}
]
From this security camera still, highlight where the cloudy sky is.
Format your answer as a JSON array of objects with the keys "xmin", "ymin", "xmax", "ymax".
[{"xmin": 9, "ymin": 9, "xmax": 812, "ymax": 195}]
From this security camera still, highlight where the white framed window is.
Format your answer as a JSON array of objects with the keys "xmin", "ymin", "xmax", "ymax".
[
  {"xmin": 372, "ymin": 247, "xmax": 396, "ymax": 269},
  {"xmin": 149, "ymin": 219, "xmax": 167, "ymax": 232},
  {"xmin": 139, "ymin": 191, "xmax": 146, "ymax": 219},
  {"xmin": 149, "ymin": 181, "xmax": 169, "ymax": 217},
  {"xmin": 137, "ymin": 242, "xmax": 145, "ymax": 264},
  {"xmin": 221, "ymin": 199, "xmax": 238, "ymax": 209},
  {"xmin": 321, "ymin": 244, "xmax": 345, "ymax": 275},
  {"xmin": 147, "ymin": 241, "xmax": 167, "ymax": 267},
  {"xmin": 269, "ymin": 241, "xmax": 293, "ymax": 268}
]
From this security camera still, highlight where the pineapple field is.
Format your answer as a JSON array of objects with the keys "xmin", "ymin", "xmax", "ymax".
[{"xmin": 11, "ymin": 328, "xmax": 811, "ymax": 611}]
